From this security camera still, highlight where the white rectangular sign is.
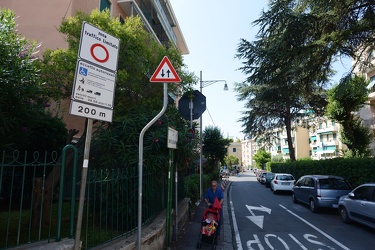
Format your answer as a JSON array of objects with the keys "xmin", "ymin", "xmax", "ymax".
[
  {"xmin": 79, "ymin": 22, "xmax": 120, "ymax": 72},
  {"xmin": 69, "ymin": 100, "xmax": 113, "ymax": 122},
  {"xmin": 167, "ymin": 127, "xmax": 178, "ymax": 149},
  {"xmin": 72, "ymin": 60, "xmax": 116, "ymax": 109}
]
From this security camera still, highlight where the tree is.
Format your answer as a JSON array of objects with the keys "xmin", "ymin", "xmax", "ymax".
[
  {"xmin": 224, "ymin": 155, "xmax": 239, "ymax": 172},
  {"xmin": 236, "ymin": 0, "xmax": 329, "ymax": 161},
  {"xmin": 326, "ymin": 75, "xmax": 372, "ymax": 157},
  {"xmin": 253, "ymin": 150, "xmax": 271, "ymax": 169},
  {"xmin": 35, "ymin": 9, "xmax": 195, "ymax": 227},
  {"xmin": 0, "ymin": 8, "xmax": 67, "ymax": 151},
  {"xmin": 202, "ymin": 126, "xmax": 231, "ymax": 173}
]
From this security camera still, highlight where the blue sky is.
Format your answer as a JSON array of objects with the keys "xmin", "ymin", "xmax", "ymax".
[{"xmin": 170, "ymin": 0, "xmax": 352, "ymax": 140}]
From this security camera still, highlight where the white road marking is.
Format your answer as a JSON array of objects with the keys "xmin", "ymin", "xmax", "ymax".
[
  {"xmin": 230, "ymin": 200, "xmax": 243, "ymax": 250},
  {"xmin": 279, "ymin": 204, "xmax": 350, "ymax": 250}
]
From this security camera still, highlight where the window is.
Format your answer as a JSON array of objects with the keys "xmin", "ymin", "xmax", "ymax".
[
  {"xmin": 331, "ymin": 120, "xmax": 336, "ymax": 126},
  {"xmin": 232, "ymin": 148, "xmax": 237, "ymax": 153},
  {"xmin": 119, "ymin": 14, "xmax": 125, "ymax": 24},
  {"xmin": 333, "ymin": 133, "xmax": 337, "ymax": 140},
  {"xmin": 320, "ymin": 135, "xmax": 323, "ymax": 141},
  {"xmin": 100, "ymin": 0, "xmax": 111, "ymax": 12},
  {"xmin": 353, "ymin": 186, "xmax": 372, "ymax": 200},
  {"xmin": 319, "ymin": 123, "xmax": 322, "ymax": 129}
]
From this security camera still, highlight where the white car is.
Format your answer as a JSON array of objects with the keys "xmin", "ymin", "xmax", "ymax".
[{"xmin": 270, "ymin": 173, "xmax": 295, "ymax": 194}]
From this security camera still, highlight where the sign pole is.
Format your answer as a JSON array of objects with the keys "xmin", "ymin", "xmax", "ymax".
[
  {"xmin": 138, "ymin": 82, "xmax": 168, "ymax": 250},
  {"xmin": 74, "ymin": 118, "xmax": 93, "ymax": 250}
]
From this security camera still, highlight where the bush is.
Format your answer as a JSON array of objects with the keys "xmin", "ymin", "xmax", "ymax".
[{"xmin": 270, "ymin": 157, "xmax": 375, "ymax": 188}]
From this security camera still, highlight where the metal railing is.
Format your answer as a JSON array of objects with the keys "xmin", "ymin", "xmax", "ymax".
[
  {"xmin": 0, "ymin": 147, "xmax": 185, "ymax": 249},
  {"xmin": 0, "ymin": 148, "xmax": 75, "ymax": 249}
]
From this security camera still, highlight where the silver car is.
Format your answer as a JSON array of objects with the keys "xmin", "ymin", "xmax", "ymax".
[
  {"xmin": 292, "ymin": 175, "xmax": 352, "ymax": 212},
  {"xmin": 338, "ymin": 183, "xmax": 375, "ymax": 229}
]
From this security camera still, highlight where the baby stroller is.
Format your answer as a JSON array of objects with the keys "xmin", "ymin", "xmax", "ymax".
[{"xmin": 196, "ymin": 199, "xmax": 221, "ymax": 249}]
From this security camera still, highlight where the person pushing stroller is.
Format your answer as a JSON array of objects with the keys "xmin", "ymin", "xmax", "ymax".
[{"xmin": 204, "ymin": 180, "xmax": 224, "ymax": 239}]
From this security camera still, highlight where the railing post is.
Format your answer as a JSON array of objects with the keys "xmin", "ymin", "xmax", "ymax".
[{"xmin": 57, "ymin": 144, "xmax": 78, "ymax": 241}]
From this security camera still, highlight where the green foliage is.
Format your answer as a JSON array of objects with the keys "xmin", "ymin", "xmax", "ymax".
[
  {"xmin": 326, "ymin": 75, "xmax": 372, "ymax": 156},
  {"xmin": 253, "ymin": 150, "xmax": 271, "ymax": 169},
  {"xmin": 224, "ymin": 155, "xmax": 239, "ymax": 171},
  {"xmin": 184, "ymin": 171, "xmax": 219, "ymax": 204},
  {"xmin": 269, "ymin": 157, "xmax": 375, "ymax": 188},
  {"xmin": 202, "ymin": 126, "xmax": 231, "ymax": 172},
  {"xmin": 0, "ymin": 8, "xmax": 67, "ymax": 151}
]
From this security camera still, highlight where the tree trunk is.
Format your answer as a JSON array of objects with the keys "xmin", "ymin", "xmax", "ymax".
[{"xmin": 285, "ymin": 114, "xmax": 296, "ymax": 162}]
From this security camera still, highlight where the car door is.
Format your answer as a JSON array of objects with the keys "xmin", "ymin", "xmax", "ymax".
[
  {"xmin": 365, "ymin": 187, "xmax": 375, "ymax": 227},
  {"xmin": 293, "ymin": 177, "xmax": 305, "ymax": 202},
  {"xmin": 348, "ymin": 185, "xmax": 372, "ymax": 224},
  {"xmin": 304, "ymin": 177, "xmax": 316, "ymax": 204}
]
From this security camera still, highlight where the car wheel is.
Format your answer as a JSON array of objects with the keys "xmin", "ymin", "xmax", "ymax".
[
  {"xmin": 339, "ymin": 206, "xmax": 351, "ymax": 223},
  {"xmin": 292, "ymin": 193, "xmax": 298, "ymax": 203},
  {"xmin": 309, "ymin": 199, "xmax": 319, "ymax": 213}
]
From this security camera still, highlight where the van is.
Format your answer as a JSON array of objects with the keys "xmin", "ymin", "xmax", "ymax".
[{"xmin": 292, "ymin": 175, "xmax": 352, "ymax": 212}]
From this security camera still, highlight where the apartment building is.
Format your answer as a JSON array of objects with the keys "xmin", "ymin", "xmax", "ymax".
[
  {"xmin": 227, "ymin": 141, "xmax": 242, "ymax": 167},
  {"xmin": 241, "ymin": 139, "xmax": 255, "ymax": 168},
  {"xmin": 353, "ymin": 49, "xmax": 375, "ymax": 155},
  {"xmin": 2, "ymin": 0, "xmax": 188, "ymax": 136},
  {"xmin": 309, "ymin": 119, "xmax": 346, "ymax": 160}
]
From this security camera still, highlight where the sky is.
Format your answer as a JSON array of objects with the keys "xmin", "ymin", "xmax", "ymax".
[{"xmin": 169, "ymin": 0, "xmax": 352, "ymax": 141}]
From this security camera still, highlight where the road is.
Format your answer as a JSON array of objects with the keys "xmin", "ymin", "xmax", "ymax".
[{"xmin": 229, "ymin": 171, "xmax": 375, "ymax": 250}]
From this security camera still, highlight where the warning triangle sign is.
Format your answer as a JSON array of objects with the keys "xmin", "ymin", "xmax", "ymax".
[{"xmin": 150, "ymin": 56, "xmax": 181, "ymax": 83}]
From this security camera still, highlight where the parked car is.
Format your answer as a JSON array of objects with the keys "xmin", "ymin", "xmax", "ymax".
[
  {"xmin": 264, "ymin": 172, "xmax": 275, "ymax": 188},
  {"xmin": 259, "ymin": 172, "xmax": 268, "ymax": 184},
  {"xmin": 292, "ymin": 175, "xmax": 352, "ymax": 213},
  {"xmin": 270, "ymin": 173, "xmax": 295, "ymax": 194},
  {"xmin": 338, "ymin": 183, "xmax": 375, "ymax": 229},
  {"xmin": 257, "ymin": 170, "xmax": 266, "ymax": 182}
]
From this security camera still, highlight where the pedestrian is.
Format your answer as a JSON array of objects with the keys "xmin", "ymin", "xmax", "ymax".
[{"xmin": 204, "ymin": 180, "xmax": 224, "ymax": 239}]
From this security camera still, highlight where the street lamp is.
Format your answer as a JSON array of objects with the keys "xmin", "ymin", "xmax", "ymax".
[{"xmin": 199, "ymin": 70, "xmax": 228, "ymax": 200}]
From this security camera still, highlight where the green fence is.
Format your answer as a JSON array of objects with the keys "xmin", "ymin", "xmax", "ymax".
[{"xmin": 0, "ymin": 147, "xmax": 185, "ymax": 249}]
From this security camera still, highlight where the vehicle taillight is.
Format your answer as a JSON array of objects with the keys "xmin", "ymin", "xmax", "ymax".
[{"xmin": 274, "ymin": 180, "xmax": 278, "ymax": 184}]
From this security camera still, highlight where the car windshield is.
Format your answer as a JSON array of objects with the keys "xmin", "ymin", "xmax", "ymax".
[
  {"xmin": 319, "ymin": 178, "xmax": 351, "ymax": 190},
  {"xmin": 277, "ymin": 175, "xmax": 294, "ymax": 181}
]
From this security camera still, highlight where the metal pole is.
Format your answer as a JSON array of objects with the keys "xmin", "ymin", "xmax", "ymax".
[
  {"xmin": 199, "ymin": 70, "xmax": 203, "ymax": 200},
  {"xmin": 138, "ymin": 82, "xmax": 168, "ymax": 250},
  {"xmin": 74, "ymin": 118, "xmax": 93, "ymax": 250},
  {"xmin": 174, "ymin": 163, "xmax": 178, "ymax": 241}
]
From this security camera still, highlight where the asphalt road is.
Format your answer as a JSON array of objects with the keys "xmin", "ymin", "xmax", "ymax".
[{"xmin": 229, "ymin": 171, "xmax": 375, "ymax": 250}]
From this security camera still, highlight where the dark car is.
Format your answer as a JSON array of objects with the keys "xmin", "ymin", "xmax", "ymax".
[
  {"xmin": 338, "ymin": 183, "xmax": 375, "ymax": 229},
  {"xmin": 292, "ymin": 175, "xmax": 352, "ymax": 212},
  {"xmin": 264, "ymin": 172, "xmax": 275, "ymax": 188}
]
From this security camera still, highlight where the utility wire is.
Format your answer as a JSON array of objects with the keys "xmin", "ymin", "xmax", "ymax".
[{"xmin": 206, "ymin": 107, "xmax": 216, "ymax": 126}]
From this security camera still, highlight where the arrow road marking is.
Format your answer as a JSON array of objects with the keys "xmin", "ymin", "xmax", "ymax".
[{"xmin": 246, "ymin": 205, "xmax": 272, "ymax": 229}]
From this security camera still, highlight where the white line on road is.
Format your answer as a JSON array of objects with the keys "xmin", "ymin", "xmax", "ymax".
[
  {"xmin": 230, "ymin": 187, "xmax": 243, "ymax": 250},
  {"xmin": 279, "ymin": 204, "xmax": 350, "ymax": 250}
]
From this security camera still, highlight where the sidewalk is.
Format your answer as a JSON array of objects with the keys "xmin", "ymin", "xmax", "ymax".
[{"xmin": 169, "ymin": 178, "xmax": 233, "ymax": 250}]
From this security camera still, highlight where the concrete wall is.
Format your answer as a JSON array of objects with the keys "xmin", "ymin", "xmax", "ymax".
[{"xmin": 14, "ymin": 198, "xmax": 191, "ymax": 250}]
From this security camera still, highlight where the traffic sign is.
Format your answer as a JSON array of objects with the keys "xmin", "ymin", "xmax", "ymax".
[
  {"xmin": 150, "ymin": 56, "xmax": 181, "ymax": 82},
  {"xmin": 178, "ymin": 90, "xmax": 206, "ymax": 120},
  {"xmin": 72, "ymin": 60, "xmax": 116, "ymax": 109},
  {"xmin": 69, "ymin": 100, "xmax": 113, "ymax": 122},
  {"xmin": 78, "ymin": 22, "xmax": 120, "ymax": 72}
]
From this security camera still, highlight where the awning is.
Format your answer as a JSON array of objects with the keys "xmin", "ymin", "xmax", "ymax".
[
  {"xmin": 310, "ymin": 136, "xmax": 317, "ymax": 141},
  {"xmin": 321, "ymin": 150, "xmax": 336, "ymax": 154},
  {"xmin": 367, "ymin": 80, "xmax": 375, "ymax": 89},
  {"xmin": 282, "ymin": 148, "xmax": 289, "ymax": 154},
  {"xmin": 318, "ymin": 131, "xmax": 332, "ymax": 135}
]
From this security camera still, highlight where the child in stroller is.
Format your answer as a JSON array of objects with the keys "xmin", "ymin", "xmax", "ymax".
[
  {"xmin": 197, "ymin": 207, "xmax": 221, "ymax": 249},
  {"xmin": 201, "ymin": 209, "xmax": 219, "ymax": 236}
]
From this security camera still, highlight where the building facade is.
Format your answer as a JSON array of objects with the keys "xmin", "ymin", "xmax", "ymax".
[{"xmin": 2, "ymin": 0, "xmax": 188, "ymax": 137}]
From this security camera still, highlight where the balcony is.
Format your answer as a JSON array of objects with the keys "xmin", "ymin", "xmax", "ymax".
[
  {"xmin": 321, "ymin": 140, "xmax": 339, "ymax": 146},
  {"xmin": 117, "ymin": 0, "xmax": 185, "ymax": 52},
  {"xmin": 316, "ymin": 125, "xmax": 338, "ymax": 134}
]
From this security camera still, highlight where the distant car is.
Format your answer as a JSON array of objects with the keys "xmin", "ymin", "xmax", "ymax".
[
  {"xmin": 264, "ymin": 172, "xmax": 275, "ymax": 188},
  {"xmin": 270, "ymin": 173, "xmax": 295, "ymax": 194},
  {"xmin": 259, "ymin": 172, "xmax": 268, "ymax": 184},
  {"xmin": 338, "ymin": 183, "xmax": 375, "ymax": 229},
  {"xmin": 257, "ymin": 170, "xmax": 266, "ymax": 182},
  {"xmin": 292, "ymin": 175, "xmax": 352, "ymax": 213}
]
